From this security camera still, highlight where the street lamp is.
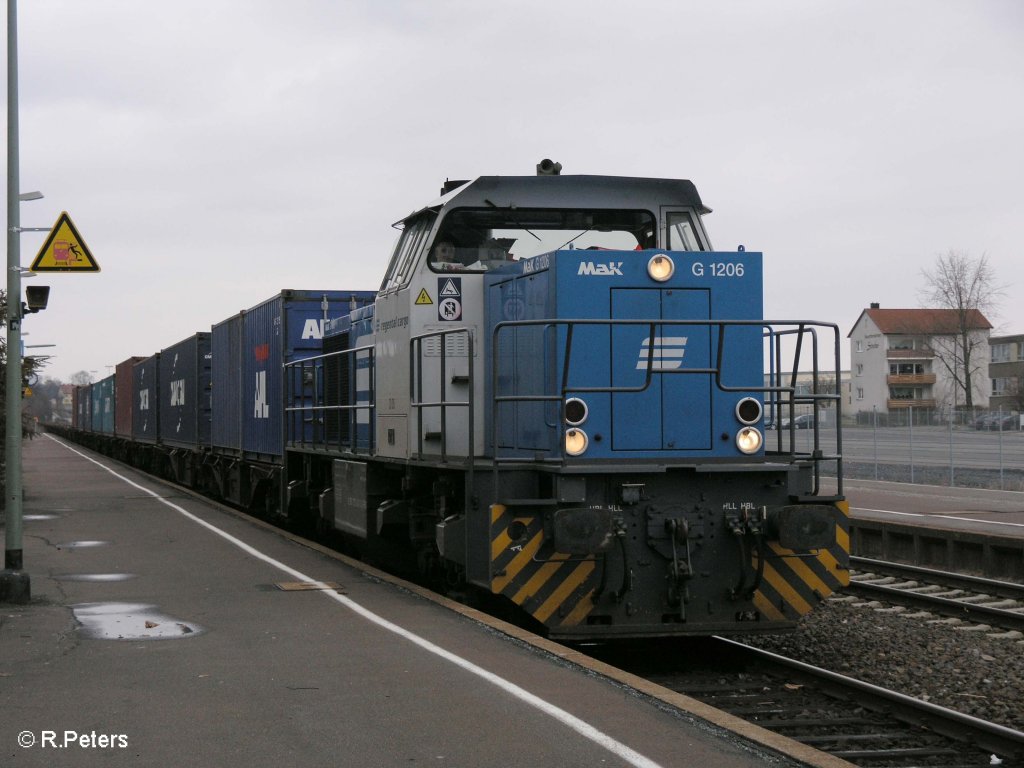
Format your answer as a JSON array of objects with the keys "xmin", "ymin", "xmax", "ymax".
[{"xmin": 2, "ymin": 0, "xmax": 35, "ymax": 603}]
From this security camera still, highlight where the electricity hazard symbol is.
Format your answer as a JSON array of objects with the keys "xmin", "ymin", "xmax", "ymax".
[
  {"xmin": 437, "ymin": 277, "xmax": 461, "ymax": 321},
  {"xmin": 415, "ymin": 288, "xmax": 433, "ymax": 305},
  {"xmin": 30, "ymin": 211, "xmax": 100, "ymax": 272}
]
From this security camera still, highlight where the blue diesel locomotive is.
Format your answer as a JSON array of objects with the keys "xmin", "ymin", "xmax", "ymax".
[{"xmin": 66, "ymin": 163, "xmax": 849, "ymax": 640}]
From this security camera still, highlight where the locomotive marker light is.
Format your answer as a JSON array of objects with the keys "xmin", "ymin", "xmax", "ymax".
[
  {"xmin": 564, "ymin": 427, "xmax": 589, "ymax": 456},
  {"xmin": 564, "ymin": 397, "xmax": 588, "ymax": 426},
  {"xmin": 735, "ymin": 396, "xmax": 762, "ymax": 425},
  {"xmin": 735, "ymin": 426, "xmax": 763, "ymax": 454},
  {"xmin": 647, "ymin": 253, "xmax": 675, "ymax": 282}
]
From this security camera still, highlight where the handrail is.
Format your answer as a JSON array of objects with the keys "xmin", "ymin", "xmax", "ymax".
[{"xmin": 283, "ymin": 344, "xmax": 375, "ymax": 454}]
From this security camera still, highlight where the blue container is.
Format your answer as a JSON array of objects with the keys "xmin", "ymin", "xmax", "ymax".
[
  {"xmin": 91, "ymin": 375, "xmax": 116, "ymax": 435},
  {"xmin": 241, "ymin": 289, "xmax": 374, "ymax": 459},
  {"xmin": 159, "ymin": 333, "xmax": 212, "ymax": 449},
  {"xmin": 76, "ymin": 384, "xmax": 93, "ymax": 431},
  {"xmin": 132, "ymin": 355, "xmax": 161, "ymax": 443},
  {"xmin": 211, "ymin": 312, "xmax": 244, "ymax": 452}
]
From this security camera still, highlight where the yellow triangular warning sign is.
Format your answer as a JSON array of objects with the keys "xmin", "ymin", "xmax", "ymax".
[
  {"xmin": 30, "ymin": 211, "xmax": 100, "ymax": 272},
  {"xmin": 414, "ymin": 288, "xmax": 433, "ymax": 305}
]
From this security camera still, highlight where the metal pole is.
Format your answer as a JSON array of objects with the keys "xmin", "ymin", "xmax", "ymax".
[
  {"xmin": 908, "ymin": 405, "xmax": 914, "ymax": 484},
  {"xmin": 948, "ymin": 409, "xmax": 954, "ymax": 487},
  {"xmin": 999, "ymin": 406, "xmax": 1004, "ymax": 491},
  {"xmin": 872, "ymin": 405, "xmax": 878, "ymax": 481},
  {"xmin": 2, "ymin": 0, "xmax": 30, "ymax": 602}
]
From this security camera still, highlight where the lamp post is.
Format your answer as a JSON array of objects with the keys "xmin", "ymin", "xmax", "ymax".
[{"xmin": 2, "ymin": 0, "xmax": 29, "ymax": 602}]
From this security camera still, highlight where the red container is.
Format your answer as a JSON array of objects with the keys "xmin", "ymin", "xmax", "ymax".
[{"xmin": 115, "ymin": 356, "xmax": 145, "ymax": 437}]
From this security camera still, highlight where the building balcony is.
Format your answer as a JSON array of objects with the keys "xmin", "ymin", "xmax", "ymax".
[
  {"xmin": 887, "ymin": 398, "xmax": 937, "ymax": 409},
  {"xmin": 886, "ymin": 373, "xmax": 937, "ymax": 385},
  {"xmin": 886, "ymin": 348, "xmax": 935, "ymax": 359}
]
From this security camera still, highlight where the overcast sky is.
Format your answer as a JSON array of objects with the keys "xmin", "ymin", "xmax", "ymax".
[{"xmin": 5, "ymin": 0, "xmax": 1023, "ymax": 382}]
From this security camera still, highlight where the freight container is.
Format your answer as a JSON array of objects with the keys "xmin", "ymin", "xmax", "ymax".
[
  {"xmin": 211, "ymin": 312, "xmax": 243, "ymax": 453},
  {"xmin": 74, "ymin": 385, "xmax": 91, "ymax": 431},
  {"xmin": 115, "ymin": 356, "xmax": 145, "ymax": 438},
  {"xmin": 239, "ymin": 290, "xmax": 374, "ymax": 459},
  {"xmin": 91, "ymin": 375, "xmax": 116, "ymax": 435},
  {"xmin": 159, "ymin": 333, "xmax": 212, "ymax": 449},
  {"xmin": 132, "ymin": 355, "xmax": 161, "ymax": 444}
]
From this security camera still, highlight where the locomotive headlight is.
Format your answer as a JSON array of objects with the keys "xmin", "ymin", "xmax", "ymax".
[
  {"xmin": 647, "ymin": 254, "xmax": 675, "ymax": 282},
  {"xmin": 564, "ymin": 397, "xmax": 588, "ymax": 426},
  {"xmin": 565, "ymin": 428, "xmax": 589, "ymax": 456},
  {"xmin": 735, "ymin": 397, "xmax": 762, "ymax": 425},
  {"xmin": 736, "ymin": 427, "xmax": 763, "ymax": 454}
]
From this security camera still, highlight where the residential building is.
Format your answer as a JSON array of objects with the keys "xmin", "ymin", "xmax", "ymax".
[
  {"xmin": 989, "ymin": 334, "xmax": 1024, "ymax": 411},
  {"xmin": 848, "ymin": 304, "xmax": 992, "ymax": 416}
]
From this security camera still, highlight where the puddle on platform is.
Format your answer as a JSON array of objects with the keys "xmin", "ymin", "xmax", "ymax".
[
  {"xmin": 56, "ymin": 573, "xmax": 136, "ymax": 583},
  {"xmin": 24, "ymin": 514, "xmax": 59, "ymax": 521},
  {"xmin": 72, "ymin": 602, "xmax": 203, "ymax": 640},
  {"xmin": 55, "ymin": 541, "xmax": 110, "ymax": 550}
]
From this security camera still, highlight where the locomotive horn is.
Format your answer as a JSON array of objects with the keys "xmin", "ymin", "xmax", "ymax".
[{"xmin": 536, "ymin": 158, "xmax": 562, "ymax": 176}]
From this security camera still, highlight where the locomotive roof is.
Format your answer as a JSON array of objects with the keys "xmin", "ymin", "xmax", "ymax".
[{"xmin": 400, "ymin": 174, "xmax": 711, "ymax": 225}]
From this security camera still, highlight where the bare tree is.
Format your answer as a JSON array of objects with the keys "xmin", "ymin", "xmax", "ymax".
[
  {"xmin": 919, "ymin": 250, "xmax": 1002, "ymax": 409},
  {"xmin": 68, "ymin": 370, "xmax": 94, "ymax": 386}
]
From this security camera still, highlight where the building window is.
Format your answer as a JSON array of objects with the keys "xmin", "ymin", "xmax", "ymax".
[
  {"xmin": 856, "ymin": 364, "xmax": 863, "ymax": 376},
  {"xmin": 889, "ymin": 337, "xmax": 916, "ymax": 351},
  {"xmin": 992, "ymin": 376, "xmax": 1017, "ymax": 396},
  {"xmin": 855, "ymin": 341, "xmax": 863, "ymax": 352},
  {"xmin": 1017, "ymin": 341, "xmax": 1024, "ymax": 360},
  {"xmin": 856, "ymin": 388, "xmax": 864, "ymax": 400},
  {"xmin": 992, "ymin": 343, "xmax": 1010, "ymax": 363}
]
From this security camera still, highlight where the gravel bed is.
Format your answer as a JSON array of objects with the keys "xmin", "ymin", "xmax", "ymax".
[{"xmin": 742, "ymin": 596, "xmax": 1024, "ymax": 732}]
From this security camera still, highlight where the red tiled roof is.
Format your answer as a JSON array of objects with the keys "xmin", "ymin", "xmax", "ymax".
[{"xmin": 857, "ymin": 308, "xmax": 992, "ymax": 336}]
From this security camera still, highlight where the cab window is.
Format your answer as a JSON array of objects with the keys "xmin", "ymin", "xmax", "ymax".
[
  {"xmin": 666, "ymin": 211, "xmax": 701, "ymax": 251},
  {"xmin": 380, "ymin": 213, "xmax": 435, "ymax": 291},
  {"xmin": 428, "ymin": 208, "xmax": 656, "ymax": 272}
]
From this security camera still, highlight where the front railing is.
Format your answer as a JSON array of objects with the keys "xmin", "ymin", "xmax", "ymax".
[{"xmin": 284, "ymin": 343, "xmax": 375, "ymax": 454}]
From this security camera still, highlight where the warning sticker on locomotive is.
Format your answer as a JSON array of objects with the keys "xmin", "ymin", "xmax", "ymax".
[
  {"xmin": 437, "ymin": 278, "xmax": 461, "ymax": 321},
  {"xmin": 415, "ymin": 288, "xmax": 433, "ymax": 305}
]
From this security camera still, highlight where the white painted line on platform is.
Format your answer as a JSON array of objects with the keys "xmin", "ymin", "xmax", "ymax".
[
  {"xmin": 853, "ymin": 506, "xmax": 1024, "ymax": 529},
  {"xmin": 46, "ymin": 435, "xmax": 664, "ymax": 768}
]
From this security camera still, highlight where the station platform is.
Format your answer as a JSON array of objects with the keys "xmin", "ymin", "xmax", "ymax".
[{"xmin": 0, "ymin": 434, "xmax": 846, "ymax": 768}]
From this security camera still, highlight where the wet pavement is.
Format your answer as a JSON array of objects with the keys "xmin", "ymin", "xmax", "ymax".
[{"xmin": 0, "ymin": 434, "xmax": 841, "ymax": 768}]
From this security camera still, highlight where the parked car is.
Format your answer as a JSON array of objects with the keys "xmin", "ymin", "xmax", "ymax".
[
  {"xmin": 987, "ymin": 413, "xmax": 1020, "ymax": 431},
  {"xmin": 973, "ymin": 413, "xmax": 998, "ymax": 430},
  {"xmin": 974, "ymin": 412, "xmax": 1021, "ymax": 431},
  {"xmin": 780, "ymin": 413, "xmax": 816, "ymax": 430}
]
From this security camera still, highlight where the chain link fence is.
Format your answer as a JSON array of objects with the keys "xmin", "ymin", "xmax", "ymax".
[{"xmin": 839, "ymin": 407, "xmax": 1024, "ymax": 490}]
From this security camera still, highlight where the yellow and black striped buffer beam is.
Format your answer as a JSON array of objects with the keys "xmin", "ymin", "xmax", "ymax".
[
  {"xmin": 489, "ymin": 504, "xmax": 597, "ymax": 628},
  {"xmin": 752, "ymin": 500, "xmax": 851, "ymax": 622}
]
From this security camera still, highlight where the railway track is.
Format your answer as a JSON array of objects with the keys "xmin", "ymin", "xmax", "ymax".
[
  {"xmin": 846, "ymin": 557, "xmax": 1024, "ymax": 634},
  {"xmin": 589, "ymin": 637, "xmax": 1024, "ymax": 767}
]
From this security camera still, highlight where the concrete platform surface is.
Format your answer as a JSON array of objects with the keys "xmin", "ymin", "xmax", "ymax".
[{"xmin": 0, "ymin": 434, "xmax": 840, "ymax": 768}]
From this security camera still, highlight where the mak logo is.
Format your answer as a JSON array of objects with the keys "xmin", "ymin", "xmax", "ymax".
[
  {"xmin": 578, "ymin": 261, "xmax": 624, "ymax": 276},
  {"xmin": 636, "ymin": 336, "xmax": 688, "ymax": 370}
]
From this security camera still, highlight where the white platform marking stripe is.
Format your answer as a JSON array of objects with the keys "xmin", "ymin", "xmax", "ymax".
[{"xmin": 46, "ymin": 435, "xmax": 664, "ymax": 768}]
